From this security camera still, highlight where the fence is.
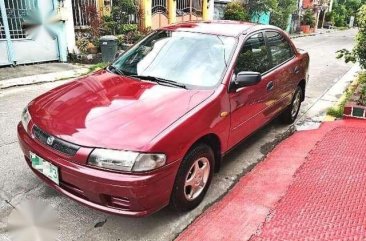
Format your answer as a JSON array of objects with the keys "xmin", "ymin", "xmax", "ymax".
[
  {"xmin": 72, "ymin": 0, "xmax": 97, "ymax": 28},
  {"xmin": 72, "ymin": 0, "xmax": 138, "ymax": 28},
  {"xmin": 0, "ymin": 0, "xmax": 34, "ymax": 40}
]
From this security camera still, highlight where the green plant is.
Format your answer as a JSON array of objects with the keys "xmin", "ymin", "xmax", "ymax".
[
  {"xmin": 337, "ymin": 5, "xmax": 366, "ymax": 69},
  {"xmin": 333, "ymin": 3, "xmax": 347, "ymax": 26},
  {"xmin": 246, "ymin": 0, "xmax": 277, "ymax": 18},
  {"xmin": 360, "ymin": 85, "xmax": 366, "ymax": 105},
  {"xmin": 301, "ymin": 9, "xmax": 316, "ymax": 27},
  {"xmin": 124, "ymin": 30, "xmax": 144, "ymax": 44},
  {"xmin": 102, "ymin": 0, "xmax": 139, "ymax": 35},
  {"xmin": 76, "ymin": 37, "xmax": 89, "ymax": 53},
  {"xmin": 117, "ymin": 24, "xmax": 137, "ymax": 34},
  {"xmin": 359, "ymin": 72, "xmax": 366, "ymax": 84},
  {"xmin": 223, "ymin": 2, "xmax": 250, "ymax": 21},
  {"xmin": 327, "ymin": 88, "xmax": 353, "ymax": 118},
  {"xmin": 85, "ymin": 4, "xmax": 101, "ymax": 37},
  {"xmin": 358, "ymin": 72, "xmax": 366, "ymax": 105},
  {"xmin": 88, "ymin": 62, "xmax": 109, "ymax": 73},
  {"xmin": 327, "ymin": 72, "xmax": 366, "ymax": 117},
  {"xmin": 325, "ymin": 11, "xmax": 334, "ymax": 23},
  {"xmin": 270, "ymin": 0, "xmax": 297, "ymax": 30}
]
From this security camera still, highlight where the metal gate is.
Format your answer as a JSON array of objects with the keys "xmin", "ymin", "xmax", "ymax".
[
  {"xmin": 72, "ymin": 0, "xmax": 96, "ymax": 28},
  {"xmin": 0, "ymin": 0, "xmax": 60, "ymax": 66},
  {"xmin": 151, "ymin": 0, "xmax": 168, "ymax": 29},
  {"xmin": 176, "ymin": 0, "xmax": 203, "ymax": 22}
]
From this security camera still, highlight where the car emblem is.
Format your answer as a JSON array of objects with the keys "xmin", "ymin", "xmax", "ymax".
[{"xmin": 47, "ymin": 136, "xmax": 55, "ymax": 146}]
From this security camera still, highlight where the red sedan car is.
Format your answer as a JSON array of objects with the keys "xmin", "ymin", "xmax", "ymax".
[{"xmin": 18, "ymin": 21, "xmax": 309, "ymax": 217}]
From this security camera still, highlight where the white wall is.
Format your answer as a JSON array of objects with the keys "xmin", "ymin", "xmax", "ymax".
[
  {"xmin": 63, "ymin": 0, "xmax": 77, "ymax": 54},
  {"xmin": 208, "ymin": 0, "xmax": 215, "ymax": 20}
]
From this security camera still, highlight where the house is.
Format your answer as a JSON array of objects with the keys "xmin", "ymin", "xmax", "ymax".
[
  {"xmin": 301, "ymin": 0, "xmax": 332, "ymax": 30},
  {"xmin": 0, "ymin": 0, "xmax": 216, "ymax": 66},
  {"xmin": 0, "ymin": 0, "xmax": 78, "ymax": 66}
]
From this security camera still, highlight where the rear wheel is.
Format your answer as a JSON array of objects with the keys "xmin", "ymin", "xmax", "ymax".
[
  {"xmin": 170, "ymin": 144, "xmax": 215, "ymax": 212},
  {"xmin": 280, "ymin": 86, "xmax": 303, "ymax": 124}
]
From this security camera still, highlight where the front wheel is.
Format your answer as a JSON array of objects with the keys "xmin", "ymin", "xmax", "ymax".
[
  {"xmin": 170, "ymin": 144, "xmax": 215, "ymax": 212},
  {"xmin": 280, "ymin": 86, "xmax": 303, "ymax": 124}
]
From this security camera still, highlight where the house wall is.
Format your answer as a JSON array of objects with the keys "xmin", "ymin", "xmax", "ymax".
[
  {"xmin": 0, "ymin": 0, "xmax": 69, "ymax": 65},
  {"xmin": 302, "ymin": 0, "xmax": 314, "ymax": 9},
  {"xmin": 64, "ymin": 0, "xmax": 77, "ymax": 54},
  {"xmin": 251, "ymin": 12, "xmax": 270, "ymax": 24}
]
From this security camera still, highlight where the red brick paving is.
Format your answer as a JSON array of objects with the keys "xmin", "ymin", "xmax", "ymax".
[{"xmin": 176, "ymin": 120, "xmax": 366, "ymax": 241}]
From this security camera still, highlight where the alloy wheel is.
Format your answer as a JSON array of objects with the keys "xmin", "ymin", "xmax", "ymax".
[
  {"xmin": 291, "ymin": 91, "xmax": 301, "ymax": 119},
  {"xmin": 184, "ymin": 157, "xmax": 210, "ymax": 201}
]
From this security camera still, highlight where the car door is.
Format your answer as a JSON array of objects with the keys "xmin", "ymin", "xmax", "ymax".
[
  {"xmin": 228, "ymin": 32, "xmax": 276, "ymax": 148},
  {"xmin": 264, "ymin": 30, "xmax": 298, "ymax": 117}
]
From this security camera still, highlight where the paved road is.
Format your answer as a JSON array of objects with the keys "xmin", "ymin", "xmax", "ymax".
[{"xmin": 0, "ymin": 29, "xmax": 357, "ymax": 241}]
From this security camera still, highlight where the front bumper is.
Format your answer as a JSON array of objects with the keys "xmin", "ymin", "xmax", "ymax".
[{"xmin": 17, "ymin": 123, "xmax": 180, "ymax": 217}]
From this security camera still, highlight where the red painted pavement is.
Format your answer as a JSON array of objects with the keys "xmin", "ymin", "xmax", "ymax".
[{"xmin": 176, "ymin": 120, "xmax": 366, "ymax": 241}]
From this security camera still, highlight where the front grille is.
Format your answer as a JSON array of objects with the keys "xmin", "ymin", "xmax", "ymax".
[{"xmin": 32, "ymin": 126, "xmax": 80, "ymax": 156}]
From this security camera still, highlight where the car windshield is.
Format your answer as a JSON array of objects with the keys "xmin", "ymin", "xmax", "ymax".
[{"xmin": 111, "ymin": 30, "xmax": 236, "ymax": 88}]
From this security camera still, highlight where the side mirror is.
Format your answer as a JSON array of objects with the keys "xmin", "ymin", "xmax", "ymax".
[{"xmin": 229, "ymin": 71, "xmax": 262, "ymax": 92}]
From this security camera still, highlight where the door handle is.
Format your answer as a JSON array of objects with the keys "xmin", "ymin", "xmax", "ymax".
[
  {"xmin": 294, "ymin": 66, "xmax": 300, "ymax": 74},
  {"xmin": 266, "ymin": 81, "xmax": 274, "ymax": 91}
]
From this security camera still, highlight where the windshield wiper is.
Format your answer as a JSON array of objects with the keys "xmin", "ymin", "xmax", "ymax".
[
  {"xmin": 107, "ymin": 65, "xmax": 125, "ymax": 76},
  {"xmin": 131, "ymin": 75, "xmax": 187, "ymax": 89}
]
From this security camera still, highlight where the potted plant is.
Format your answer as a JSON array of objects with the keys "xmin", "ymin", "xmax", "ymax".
[{"xmin": 301, "ymin": 9, "xmax": 315, "ymax": 33}]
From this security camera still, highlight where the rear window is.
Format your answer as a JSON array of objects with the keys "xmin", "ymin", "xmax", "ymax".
[{"xmin": 266, "ymin": 31, "xmax": 294, "ymax": 67}]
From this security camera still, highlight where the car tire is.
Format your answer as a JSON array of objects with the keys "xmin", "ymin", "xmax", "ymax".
[
  {"xmin": 280, "ymin": 86, "xmax": 303, "ymax": 124},
  {"xmin": 170, "ymin": 144, "xmax": 215, "ymax": 212}
]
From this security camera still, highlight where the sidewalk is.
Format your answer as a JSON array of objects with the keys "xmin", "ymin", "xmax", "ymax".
[
  {"xmin": 290, "ymin": 28, "xmax": 337, "ymax": 39},
  {"xmin": 176, "ymin": 119, "xmax": 366, "ymax": 241},
  {"xmin": 0, "ymin": 62, "xmax": 90, "ymax": 89}
]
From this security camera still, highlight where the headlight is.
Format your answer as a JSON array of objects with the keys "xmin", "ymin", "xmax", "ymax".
[
  {"xmin": 88, "ymin": 149, "xmax": 166, "ymax": 172},
  {"xmin": 21, "ymin": 107, "xmax": 31, "ymax": 131}
]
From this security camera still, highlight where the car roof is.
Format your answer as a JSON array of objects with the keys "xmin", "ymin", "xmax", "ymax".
[{"xmin": 160, "ymin": 20, "xmax": 278, "ymax": 37}]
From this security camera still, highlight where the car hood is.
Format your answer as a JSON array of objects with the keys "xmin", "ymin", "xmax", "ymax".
[{"xmin": 29, "ymin": 70, "xmax": 214, "ymax": 150}]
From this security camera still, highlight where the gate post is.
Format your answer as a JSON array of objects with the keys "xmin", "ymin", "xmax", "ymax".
[
  {"xmin": 168, "ymin": 0, "xmax": 176, "ymax": 24},
  {"xmin": 202, "ymin": 0, "xmax": 208, "ymax": 20},
  {"xmin": 0, "ymin": 0, "xmax": 15, "ymax": 65},
  {"xmin": 140, "ymin": 0, "xmax": 152, "ymax": 30},
  {"xmin": 97, "ymin": 0, "xmax": 111, "ymax": 17}
]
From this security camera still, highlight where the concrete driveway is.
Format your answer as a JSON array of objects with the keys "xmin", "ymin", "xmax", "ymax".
[{"xmin": 0, "ymin": 29, "xmax": 358, "ymax": 241}]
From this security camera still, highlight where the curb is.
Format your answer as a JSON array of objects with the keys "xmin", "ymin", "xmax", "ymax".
[
  {"xmin": 0, "ymin": 67, "xmax": 90, "ymax": 90},
  {"xmin": 295, "ymin": 64, "xmax": 360, "ymax": 131},
  {"xmin": 324, "ymin": 69, "xmax": 361, "ymax": 121},
  {"xmin": 290, "ymin": 33, "xmax": 317, "ymax": 39},
  {"xmin": 290, "ymin": 29, "xmax": 334, "ymax": 39}
]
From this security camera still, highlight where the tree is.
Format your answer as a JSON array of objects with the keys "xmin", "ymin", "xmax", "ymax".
[
  {"xmin": 224, "ymin": 2, "xmax": 250, "ymax": 21},
  {"xmin": 301, "ymin": 9, "xmax": 316, "ymax": 27},
  {"xmin": 333, "ymin": 2, "xmax": 348, "ymax": 26},
  {"xmin": 270, "ymin": 0, "xmax": 297, "ymax": 30},
  {"xmin": 337, "ymin": 5, "xmax": 366, "ymax": 69},
  {"xmin": 246, "ymin": 0, "xmax": 276, "ymax": 18},
  {"xmin": 333, "ymin": 0, "xmax": 363, "ymax": 26},
  {"xmin": 102, "ymin": 0, "xmax": 139, "ymax": 35}
]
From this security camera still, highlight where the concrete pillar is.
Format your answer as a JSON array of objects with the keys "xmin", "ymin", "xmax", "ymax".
[
  {"xmin": 0, "ymin": 0, "xmax": 14, "ymax": 64},
  {"xmin": 321, "ymin": 9, "xmax": 326, "ymax": 28},
  {"xmin": 168, "ymin": 0, "xmax": 176, "ymax": 24},
  {"xmin": 329, "ymin": 0, "xmax": 333, "ymax": 12},
  {"xmin": 202, "ymin": 0, "xmax": 209, "ymax": 20},
  {"xmin": 63, "ymin": 0, "xmax": 77, "ymax": 54},
  {"xmin": 208, "ymin": 0, "xmax": 214, "ymax": 20},
  {"xmin": 141, "ymin": 0, "xmax": 152, "ymax": 30},
  {"xmin": 97, "ymin": 0, "xmax": 112, "ymax": 17},
  {"xmin": 314, "ymin": 8, "xmax": 320, "ymax": 31}
]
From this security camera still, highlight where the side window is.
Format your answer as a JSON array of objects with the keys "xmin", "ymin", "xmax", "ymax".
[
  {"xmin": 266, "ymin": 31, "xmax": 295, "ymax": 67},
  {"xmin": 235, "ymin": 32, "xmax": 271, "ymax": 74}
]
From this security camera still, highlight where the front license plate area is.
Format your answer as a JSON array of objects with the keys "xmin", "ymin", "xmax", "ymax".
[{"xmin": 30, "ymin": 152, "xmax": 59, "ymax": 185}]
